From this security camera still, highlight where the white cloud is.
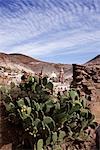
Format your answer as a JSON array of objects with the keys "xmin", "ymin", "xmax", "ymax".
[
  {"xmin": 4, "ymin": 30, "xmax": 100, "ymax": 57},
  {"xmin": 0, "ymin": 0, "xmax": 100, "ymax": 63}
]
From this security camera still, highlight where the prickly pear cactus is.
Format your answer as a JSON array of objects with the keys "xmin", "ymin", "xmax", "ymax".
[
  {"xmin": 2, "ymin": 76, "xmax": 96, "ymax": 150},
  {"xmin": 37, "ymin": 139, "xmax": 43, "ymax": 150}
]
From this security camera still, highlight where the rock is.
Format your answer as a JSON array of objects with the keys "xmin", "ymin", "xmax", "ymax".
[{"xmin": 72, "ymin": 63, "xmax": 100, "ymax": 123}]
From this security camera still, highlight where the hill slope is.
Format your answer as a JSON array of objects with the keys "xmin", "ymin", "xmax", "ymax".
[
  {"xmin": 0, "ymin": 53, "xmax": 72, "ymax": 78},
  {"xmin": 85, "ymin": 55, "xmax": 100, "ymax": 65}
]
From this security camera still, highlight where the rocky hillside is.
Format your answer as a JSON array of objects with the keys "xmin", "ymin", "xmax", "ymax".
[
  {"xmin": 85, "ymin": 54, "xmax": 100, "ymax": 65},
  {"xmin": 0, "ymin": 53, "xmax": 72, "ymax": 78},
  {"xmin": 0, "ymin": 53, "xmax": 99, "ymax": 82}
]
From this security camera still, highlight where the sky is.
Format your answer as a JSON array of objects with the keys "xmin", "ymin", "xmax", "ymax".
[{"xmin": 0, "ymin": 0, "xmax": 100, "ymax": 64}]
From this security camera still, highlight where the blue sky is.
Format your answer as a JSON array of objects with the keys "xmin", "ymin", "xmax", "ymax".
[{"xmin": 0, "ymin": 0, "xmax": 100, "ymax": 64}]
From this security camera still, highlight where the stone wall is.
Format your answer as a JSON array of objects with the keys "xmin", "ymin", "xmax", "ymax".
[{"xmin": 72, "ymin": 64, "xmax": 100, "ymax": 123}]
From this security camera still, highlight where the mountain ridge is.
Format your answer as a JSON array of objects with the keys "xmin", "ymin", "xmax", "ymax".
[
  {"xmin": 0, "ymin": 53, "xmax": 72, "ymax": 77},
  {"xmin": 85, "ymin": 54, "xmax": 100, "ymax": 65},
  {"xmin": 0, "ymin": 53, "xmax": 99, "ymax": 77}
]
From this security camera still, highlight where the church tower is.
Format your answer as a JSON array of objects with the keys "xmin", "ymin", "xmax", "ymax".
[
  {"xmin": 39, "ymin": 66, "xmax": 43, "ymax": 77},
  {"xmin": 59, "ymin": 67, "xmax": 64, "ymax": 83}
]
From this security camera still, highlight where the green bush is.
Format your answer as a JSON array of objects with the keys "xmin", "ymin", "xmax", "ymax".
[{"xmin": 1, "ymin": 76, "xmax": 96, "ymax": 150}]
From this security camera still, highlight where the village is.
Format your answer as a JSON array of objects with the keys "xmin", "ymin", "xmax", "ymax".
[{"xmin": 0, "ymin": 65, "xmax": 72, "ymax": 94}]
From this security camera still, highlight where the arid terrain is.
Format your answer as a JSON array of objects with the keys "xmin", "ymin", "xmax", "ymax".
[
  {"xmin": 0, "ymin": 53, "xmax": 73, "ymax": 86},
  {"xmin": 85, "ymin": 55, "xmax": 100, "ymax": 65},
  {"xmin": 0, "ymin": 53, "xmax": 99, "ymax": 79},
  {"xmin": 0, "ymin": 53, "xmax": 72, "ymax": 76}
]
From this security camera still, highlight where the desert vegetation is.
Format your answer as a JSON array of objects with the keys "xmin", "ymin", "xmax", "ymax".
[{"xmin": 0, "ymin": 76, "xmax": 97, "ymax": 150}]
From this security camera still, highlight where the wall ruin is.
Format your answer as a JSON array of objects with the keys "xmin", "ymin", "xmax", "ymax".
[{"xmin": 72, "ymin": 64, "xmax": 100, "ymax": 123}]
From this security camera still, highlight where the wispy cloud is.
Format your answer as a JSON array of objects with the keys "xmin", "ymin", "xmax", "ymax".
[{"xmin": 0, "ymin": 0, "xmax": 100, "ymax": 63}]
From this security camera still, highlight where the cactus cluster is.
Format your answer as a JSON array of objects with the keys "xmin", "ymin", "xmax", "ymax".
[{"xmin": 1, "ymin": 76, "xmax": 96, "ymax": 150}]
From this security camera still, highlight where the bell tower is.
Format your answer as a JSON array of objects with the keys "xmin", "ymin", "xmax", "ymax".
[{"xmin": 59, "ymin": 67, "xmax": 64, "ymax": 83}]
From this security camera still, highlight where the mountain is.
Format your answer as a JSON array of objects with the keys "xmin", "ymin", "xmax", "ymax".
[
  {"xmin": 0, "ymin": 53, "xmax": 72, "ymax": 78},
  {"xmin": 85, "ymin": 55, "xmax": 100, "ymax": 65},
  {"xmin": 0, "ymin": 53, "xmax": 99, "ymax": 85}
]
